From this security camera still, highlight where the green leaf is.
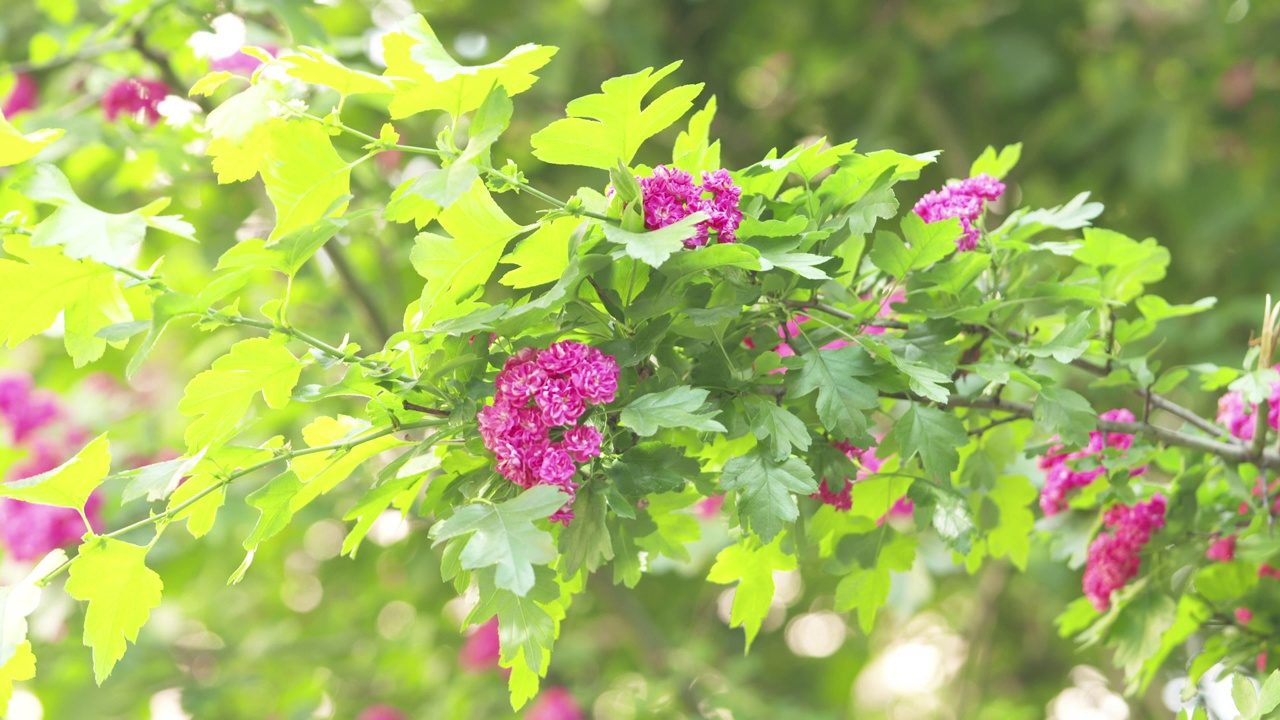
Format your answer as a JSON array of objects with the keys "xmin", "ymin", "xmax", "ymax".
[
  {"xmin": 429, "ymin": 486, "xmax": 570, "ymax": 596},
  {"xmin": 558, "ymin": 486, "xmax": 614, "ymax": 575},
  {"xmin": 1109, "ymin": 592, "xmax": 1178, "ymax": 686},
  {"xmin": 890, "ymin": 405, "xmax": 967, "ymax": 482},
  {"xmin": 0, "ymin": 434, "xmax": 109, "ymax": 510},
  {"xmin": 0, "ymin": 642, "xmax": 36, "ymax": 713},
  {"xmin": 216, "ymin": 213, "xmax": 351, "ymax": 277},
  {"xmin": 65, "ymin": 537, "xmax": 164, "ymax": 684},
  {"xmin": 706, "ymin": 536, "xmax": 796, "ymax": 649},
  {"xmin": 1033, "ymin": 384, "xmax": 1097, "ymax": 447},
  {"xmin": 1025, "ymin": 317, "xmax": 1093, "ymax": 364},
  {"xmin": 743, "ymin": 396, "xmax": 811, "ymax": 457},
  {"xmin": 342, "ymin": 471, "xmax": 428, "ymax": 558},
  {"xmin": 261, "ymin": 121, "xmax": 353, "ymax": 241},
  {"xmin": 1073, "ymin": 228, "xmax": 1169, "ymax": 303},
  {"xmin": 1194, "ymin": 562, "xmax": 1258, "ymax": 603},
  {"xmin": 619, "ymin": 385, "xmax": 727, "ymax": 436},
  {"xmin": 283, "ymin": 46, "xmax": 395, "ymax": 96},
  {"xmin": 1234, "ymin": 673, "xmax": 1260, "ymax": 720},
  {"xmin": 835, "ymin": 530, "xmax": 917, "ymax": 633},
  {"xmin": 500, "ymin": 217, "xmax": 580, "ymax": 289},
  {"xmin": 0, "ymin": 551, "xmax": 65, "ymax": 667},
  {"xmin": 288, "ymin": 415, "xmax": 410, "ymax": 511},
  {"xmin": 788, "ymin": 346, "xmax": 878, "ymax": 443},
  {"xmin": 168, "ymin": 444, "xmax": 275, "ymax": 538},
  {"xmin": 408, "ymin": 181, "xmax": 523, "ymax": 329},
  {"xmin": 1014, "ymin": 191, "xmax": 1103, "ymax": 231},
  {"xmin": 0, "ymin": 112, "xmax": 63, "ymax": 166},
  {"xmin": 672, "ymin": 95, "xmax": 721, "ymax": 174},
  {"xmin": 603, "ymin": 211, "xmax": 707, "ymax": 269},
  {"xmin": 720, "ymin": 447, "xmax": 817, "ymax": 541},
  {"xmin": 608, "ymin": 443, "xmax": 700, "ymax": 496},
  {"xmin": 127, "ymin": 291, "xmax": 201, "ymax": 378},
  {"xmin": 869, "ymin": 215, "xmax": 962, "ymax": 277},
  {"xmin": 1260, "ymin": 669, "xmax": 1280, "ymax": 715},
  {"xmin": 382, "ymin": 14, "xmax": 555, "ymax": 119},
  {"xmin": 177, "ymin": 337, "xmax": 303, "ymax": 451},
  {"xmin": 241, "ymin": 470, "xmax": 305, "ymax": 554},
  {"xmin": 754, "ymin": 240, "xmax": 831, "ymax": 280},
  {"xmin": 531, "ymin": 62, "xmax": 703, "ymax": 169},
  {"xmin": 657, "ymin": 242, "xmax": 761, "ymax": 279},
  {"xmin": 984, "ymin": 475, "xmax": 1037, "ymax": 570},
  {"xmin": 121, "ymin": 450, "xmax": 206, "ymax": 503},
  {"xmin": 969, "ymin": 143, "xmax": 1022, "ymax": 179},
  {"xmin": 0, "ymin": 236, "xmax": 132, "ymax": 366}
]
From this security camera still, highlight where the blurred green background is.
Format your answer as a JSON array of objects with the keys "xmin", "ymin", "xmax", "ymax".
[{"xmin": 3, "ymin": 0, "xmax": 1278, "ymax": 718}]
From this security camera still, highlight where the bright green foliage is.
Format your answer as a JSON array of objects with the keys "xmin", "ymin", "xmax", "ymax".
[
  {"xmin": 981, "ymin": 475, "xmax": 1038, "ymax": 571},
  {"xmin": 1033, "ymin": 384, "xmax": 1097, "ymax": 446},
  {"xmin": 0, "ymin": 113, "xmax": 62, "ymax": 166},
  {"xmin": 0, "ymin": 551, "xmax": 65, "ymax": 667},
  {"xmin": 216, "ymin": 216, "xmax": 350, "ymax": 278},
  {"xmin": 0, "ymin": 642, "xmax": 35, "ymax": 710},
  {"xmin": 619, "ymin": 385, "xmax": 727, "ymax": 437},
  {"xmin": 260, "ymin": 121, "xmax": 353, "ymax": 241},
  {"xmin": 177, "ymin": 337, "xmax": 303, "ymax": 451},
  {"xmin": 65, "ymin": 537, "xmax": 164, "ymax": 684},
  {"xmin": 707, "ymin": 536, "xmax": 796, "ymax": 649},
  {"xmin": 283, "ymin": 47, "xmax": 395, "ymax": 97},
  {"xmin": 289, "ymin": 415, "xmax": 410, "ymax": 510},
  {"xmin": 888, "ymin": 405, "xmax": 968, "ymax": 482},
  {"xmin": 500, "ymin": 217, "xmax": 579, "ymax": 288},
  {"xmin": 0, "ymin": 434, "xmax": 109, "ymax": 510},
  {"xmin": 381, "ymin": 14, "xmax": 556, "ymax": 119},
  {"xmin": 720, "ymin": 447, "xmax": 817, "ymax": 541},
  {"xmin": 408, "ymin": 181, "xmax": 523, "ymax": 329},
  {"xmin": 743, "ymin": 396, "xmax": 810, "ymax": 457},
  {"xmin": 430, "ymin": 486, "xmax": 570, "ymax": 596},
  {"xmin": 531, "ymin": 62, "xmax": 703, "ymax": 169},
  {"xmin": 788, "ymin": 346, "xmax": 878, "ymax": 444},
  {"xmin": 835, "ymin": 531, "xmax": 917, "ymax": 634},
  {"xmin": 602, "ymin": 212, "xmax": 707, "ymax": 268},
  {"xmin": 869, "ymin": 214, "xmax": 963, "ymax": 277},
  {"xmin": 0, "ymin": 236, "xmax": 132, "ymax": 367}
]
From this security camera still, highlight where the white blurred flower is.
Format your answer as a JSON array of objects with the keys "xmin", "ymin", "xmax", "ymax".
[
  {"xmin": 188, "ymin": 14, "xmax": 247, "ymax": 61},
  {"xmin": 156, "ymin": 95, "xmax": 202, "ymax": 128}
]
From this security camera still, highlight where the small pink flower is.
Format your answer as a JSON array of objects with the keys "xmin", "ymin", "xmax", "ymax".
[
  {"xmin": 695, "ymin": 494, "xmax": 726, "ymax": 519},
  {"xmin": 102, "ymin": 78, "xmax": 170, "ymax": 125},
  {"xmin": 459, "ymin": 618, "xmax": 501, "ymax": 672},
  {"xmin": 1082, "ymin": 495, "xmax": 1166, "ymax": 611},
  {"xmin": 569, "ymin": 356, "xmax": 619, "ymax": 405},
  {"xmin": 525, "ymin": 687, "xmax": 585, "ymax": 720},
  {"xmin": 356, "ymin": 706, "xmax": 407, "ymax": 720},
  {"xmin": 638, "ymin": 166, "xmax": 742, "ymax": 249},
  {"xmin": 2, "ymin": 73, "xmax": 38, "ymax": 117},
  {"xmin": 536, "ymin": 378, "xmax": 586, "ymax": 427},
  {"xmin": 496, "ymin": 361, "xmax": 549, "ymax": 404},
  {"xmin": 911, "ymin": 173, "xmax": 1005, "ymax": 252},
  {"xmin": 1236, "ymin": 607, "xmax": 1255, "ymax": 625},
  {"xmin": 560, "ymin": 425, "xmax": 602, "ymax": 463},
  {"xmin": 1206, "ymin": 535, "xmax": 1237, "ymax": 563},
  {"xmin": 538, "ymin": 341, "xmax": 592, "ymax": 374}
]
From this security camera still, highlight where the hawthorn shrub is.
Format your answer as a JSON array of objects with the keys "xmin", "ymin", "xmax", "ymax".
[{"xmin": 1, "ymin": 11, "xmax": 1277, "ymax": 720}]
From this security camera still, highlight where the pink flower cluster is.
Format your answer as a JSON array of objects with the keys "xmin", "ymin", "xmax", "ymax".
[
  {"xmin": 911, "ymin": 173, "xmax": 1005, "ymax": 252},
  {"xmin": 102, "ymin": 78, "xmax": 170, "ymax": 125},
  {"xmin": 356, "ymin": 706, "xmax": 407, "ymax": 720},
  {"xmin": 1038, "ymin": 409, "xmax": 1142, "ymax": 517},
  {"xmin": 639, "ymin": 166, "xmax": 743, "ymax": 248},
  {"xmin": 3, "ymin": 73, "xmax": 37, "ymax": 117},
  {"xmin": 1206, "ymin": 534, "xmax": 1237, "ymax": 562},
  {"xmin": 478, "ymin": 342, "xmax": 618, "ymax": 524},
  {"xmin": 812, "ymin": 441, "xmax": 913, "ymax": 519},
  {"xmin": 526, "ymin": 687, "xmax": 585, "ymax": 720},
  {"xmin": 1082, "ymin": 494, "xmax": 1167, "ymax": 611},
  {"xmin": 1217, "ymin": 374, "xmax": 1280, "ymax": 441},
  {"xmin": 0, "ymin": 374, "xmax": 103, "ymax": 562},
  {"xmin": 459, "ymin": 618, "xmax": 501, "ymax": 672}
]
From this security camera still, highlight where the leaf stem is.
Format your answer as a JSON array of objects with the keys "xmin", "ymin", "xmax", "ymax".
[{"xmin": 35, "ymin": 419, "xmax": 450, "ymax": 587}]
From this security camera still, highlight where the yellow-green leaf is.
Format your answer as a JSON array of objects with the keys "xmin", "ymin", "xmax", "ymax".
[
  {"xmin": 707, "ymin": 536, "xmax": 796, "ymax": 649},
  {"xmin": 0, "ymin": 434, "xmax": 109, "ymax": 510},
  {"xmin": 288, "ymin": 415, "xmax": 411, "ymax": 511},
  {"xmin": 0, "ymin": 641, "xmax": 36, "ymax": 713},
  {"xmin": 0, "ymin": 112, "xmax": 63, "ymax": 166},
  {"xmin": 177, "ymin": 337, "xmax": 303, "ymax": 451},
  {"xmin": 261, "ymin": 120, "xmax": 353, "ymax": 241},
  {"xmin": 65, "ymin": 537, "xmax": 164, "ymax": 684},
  {"xmin": 284, "ymin": 47, "xmax": 394, "ymax": 96}
]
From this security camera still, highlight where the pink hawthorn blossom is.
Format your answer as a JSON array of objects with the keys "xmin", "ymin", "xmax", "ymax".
[
  {"xmin": 479, "ymin": 342, "xmax": 618, "ymax": 524},
  {"xmin": 911, "ymin": 173, "xmax": 1006, "ymax": 251},
  {"xmin": 1038, "ymin": 409, "xmax": 1142, "ymax": 516},
  {"xmin": 1205, "ymin": 535, "xmax": 1237, "ymax": 562},
  {"xmin": 102, "ymin": 78, "xmax": 171, "ymax": 125},
  {"xmin": 1236, "ymin": 607, "xmax": 1255, "ymax": 624},
  {"xmin": 2, "ymin": 73, "xmax": 38, "ymax": 117},
  {"xmin": 525, "ymin": 687, "xmax": 585, "ymax": 720},
  {"xmin": 356, "ymin": 705, "xmax": 406, "ymax": 720},
  {"xmin": 459, "ymin": 618, "xmax": 501, "ymax": 672},
  {"xmin": 638, "ymin": 166, "xmax": 743, "ymax": 248},
  {"xmin": 1082, "ymin": 494, "xmax": 1167, "ymax": 611}
]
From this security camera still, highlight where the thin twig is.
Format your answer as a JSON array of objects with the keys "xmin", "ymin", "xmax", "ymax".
[{"xmin": 322, "ymin": 243, "xmax": 391, "ymax": 345}]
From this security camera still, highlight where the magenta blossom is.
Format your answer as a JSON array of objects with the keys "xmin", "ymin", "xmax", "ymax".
[
  {"xmin": 211, "ymin": 45, "xmax": 277, "ymax": 76},
  {"xmin": 356, "ymin": 706, "xmax": 406, "ymax": 720},
  {"xmin": 479, "ymin": 342, "xmax": 618, "ymax": 524},
  {"xmin": 459, "ymin": 618, "xmax": 501, "ymax": 672},
  {"xmin": 1038, "ymin": 408, "xmax": 1143, "ymax": 516},
  {"xmin": 812, "ymin": 440, "xmax": 904, "ymax": 521},
  {"xmin": 102, "ymin": 78, "xmax": 170, "ymax": 125},
  {"xmin": 638, "ymin": 166, "xmax": 743, "ymax": 249},
  {"xmin": 2, "ymin": 73, "xmax": 38, "ymax": 117},
  {"xmin": 1206, "ymin": 535, "xmax": 1237, "ymax": 563},
  {"xmin": 525, "ymin": 687, "xmax": 585, "ymax": 720},
  {"xmin": 0, "ymin": 374, "xmax": 60, "ymax": 444},
  {"xmin": 1217, "ymin": 368, "xmax": 1280, "ymax": 441},
  {"xmin": 1082, "ymin": 494, "xmax": 1167, "ymax": 611},
  {"xmin": 912, "ymin": 173, "xmax": 1005, "ymax": 251}
]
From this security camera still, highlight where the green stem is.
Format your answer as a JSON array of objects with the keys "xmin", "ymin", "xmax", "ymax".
[{"xmin": 36, "ymin": 419, "xmax": 451, "ymax": 587}]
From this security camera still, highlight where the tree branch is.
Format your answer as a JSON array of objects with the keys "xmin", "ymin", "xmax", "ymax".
[{"xmin": 321, "ymin": 243, "xmax": 391, "ymax": 346}]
